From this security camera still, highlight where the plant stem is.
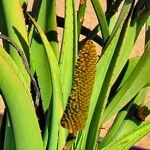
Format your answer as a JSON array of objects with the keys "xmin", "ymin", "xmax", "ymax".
[{"xmin": 0, "ymin": 34, "xmax": 40, "ymax": 107}]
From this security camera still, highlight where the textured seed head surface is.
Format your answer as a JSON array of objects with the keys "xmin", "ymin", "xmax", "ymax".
[{"xmin": 61, "ymin": 40, "xmax": 97, "ymax": 134}]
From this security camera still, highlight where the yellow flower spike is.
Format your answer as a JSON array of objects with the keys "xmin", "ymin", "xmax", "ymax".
[{"xmin": 61, "ymin": 40, "xmax": 97, "ymax": 135}]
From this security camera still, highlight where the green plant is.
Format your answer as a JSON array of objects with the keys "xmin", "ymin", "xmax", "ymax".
[{"xmin": 0, "ymin": 0, "xmax": 150, "ymax": 150}]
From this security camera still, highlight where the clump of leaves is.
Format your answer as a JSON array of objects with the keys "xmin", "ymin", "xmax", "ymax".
[{"xmin": 0, "ymin": 0, "xmax": 150, "ymax": 150}]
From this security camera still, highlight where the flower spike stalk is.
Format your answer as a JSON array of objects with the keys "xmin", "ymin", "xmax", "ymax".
[{"xmin": 61, "ymin": 40, "xmax": 97, "ymax": 135}]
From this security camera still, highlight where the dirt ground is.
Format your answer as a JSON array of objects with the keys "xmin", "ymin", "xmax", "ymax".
[{"xmin": 0, "ymin": 0, "xmax": 150, "ymax": 149}]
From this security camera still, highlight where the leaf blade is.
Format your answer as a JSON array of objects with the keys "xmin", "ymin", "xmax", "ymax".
[{"xmin": 0, "ymin": 46, "xmax": 43, "ymax": 150}]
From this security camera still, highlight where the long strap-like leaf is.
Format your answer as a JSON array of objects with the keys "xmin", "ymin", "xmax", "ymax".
[{"xmin": 0, "ymin": 46, "xmax": 43, "ymax": 150}]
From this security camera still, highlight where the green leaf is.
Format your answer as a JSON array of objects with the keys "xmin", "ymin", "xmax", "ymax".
[
  {"xmin": 78, "ymin": 1, "xmax": 134, "ymax": 150},
  {"xmin": 59, "ymin": 0, "xmax": 77, "ymax": 105},
  {"xmin": 0, "ymin": 0, "xmax": 30, "ymax": 85},
  {"xmin": 131, "ymin": 0, "xmax": 150, "ymax": 35},
  {"xmin": 91, "ymin": 0, "xmax": 109, "ymax": 42},
  {"xmin": 30, "ymin": 41, "xmax": 52, "ymax": 112},
  {"xmin": 112, "ymin": 89, "xmax": 148, "ymax": 140},
  {"xmin": 3, "ymin": 116, "xmax": 15, "ymax": 150},
  {"xmin": 106, "ymin": 0, "xmax": 123, "ymax": 31},
  {"xmin": 117, "ymin": 57, "xmax": 140, "ymax": 89},
  {"xmin": 102, "ymin": 3, "xmax": 150, "ymax": 123},
  {"xmin": 28, "ymin": 15, "xmax": 65, "ymax": 150},
  {"xmin": 0, "ymin": 46, "xmax": 43, "ymax": 150},
  {"xmin": 103, "ymin": 41, "xmax": 150, "ymax": 123},
  {"xmin": 30, "ymin": 0, "xmax": 59, "ymax": 112},
  {"xmin": 77, "ymin": 0, "xmax": 87, "ymax": 38},
  {"xmin": 101, "ymin": 122, "xmax": 150, "ymax": 150},
  {"xmin": 99, "ymin": 88, "xmax": 147, "ymax": 149}
]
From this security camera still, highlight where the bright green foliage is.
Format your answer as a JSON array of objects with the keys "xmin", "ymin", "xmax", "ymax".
[
  {"xmin": 0, "ymin": 0, "xmax": 150, "ymax": 150},
  {"xmin": 0, "ymin": 0, "xmax": 30, "ymax": 86},
  {"xmin": 59, "ymin": 0, "xmax": 77, "ymax": 106},
  {"xmin": 29, "ymin": 0, "xmax": 58, "ymax": 112},
  {"xmin": 0, "ymin": 46, "xmax": 43, "ymax": 150},
  {"xmin": 101, "ymin": 122, "xmax": 150, "ymax": 150}
]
